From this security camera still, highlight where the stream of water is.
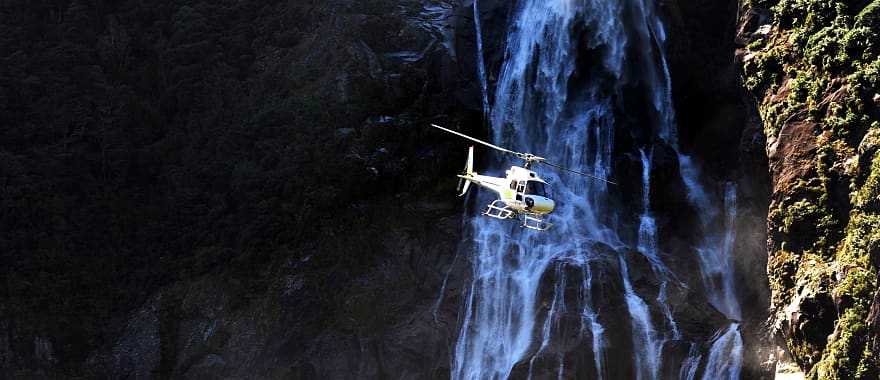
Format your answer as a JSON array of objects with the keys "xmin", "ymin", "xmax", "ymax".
[
  {"xmin": 452, "ymin": 0, "xmax": 744, "ymax": 378},
  {"xmin": 473, "ymin": 0, "xmax": 491, "ymax": 120}
]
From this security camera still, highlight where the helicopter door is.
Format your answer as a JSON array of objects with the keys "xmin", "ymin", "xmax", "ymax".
[{"xmin": 515, "ymin": 181, "xmax": 526, "ymax": 201}]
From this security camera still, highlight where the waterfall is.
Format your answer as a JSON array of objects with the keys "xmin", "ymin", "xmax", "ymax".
[
  {"xmin": 451, "ymin": 0, "xmax": 745, "ymax": 378},
  {"xmin": 679, "ymin": 344, "xmax": 703, "ymax": 380},
  {"xmin": 638, "ymin": 148, "xmax": 680, "ymax": 341},
  {"xmin": 581, "ymin": 261, "xmax": 605, "ymax": 380},
  {"xmin": 637, "ymin": 149, "xmax": 658, "ymax": 263},
  {"xmin": 686, "ymin": 180, "xmax": 745, "ymax": 379},
  {"xmin": 701, "ymin": 323, "xmax": 744, "ymax": 380},
  {"xmin": 473, "ymin": 0, "xmax": 490, "ymax": 120},
  {"xmin": 433, "ymin": 242, "xmax": 462, "ymax": 323},
  {"xmin": 641, "ymin": 0, "xmax": 746, "ymax": 374},
  {"xmin": 620, "ymin": 255, "xmax": 662, "ymax": 380},
  {"xmin": 719, "ymin": 186, "xmax": 741, "ymax": 318},
  {"xmin": 527, "ymin": 264, "xmax": 565, "ymax": 380},
  {"xmin": 453, "ymin": 2, "xmax": 623, "ymax": 378},
  {"xmin": 490, "ymin": 1, "xmax": 576, "ymax": 146},
  {"xmin": 716, "ymin": 185, "xmax": 742, "ymax": 320},
  {"xmin": 678, "ymin": 155, "xmax": 718, "ymax": 223}
]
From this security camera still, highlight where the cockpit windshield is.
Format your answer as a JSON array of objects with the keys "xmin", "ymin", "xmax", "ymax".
[{"xmin": 526, "ymin": 181, "xmax": 548, "ymax": 197}]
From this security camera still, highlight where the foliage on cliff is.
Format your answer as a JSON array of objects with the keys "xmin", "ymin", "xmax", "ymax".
[{"xmin": 741, "ymin": 0, "xmax": 880, "ymax": 378}]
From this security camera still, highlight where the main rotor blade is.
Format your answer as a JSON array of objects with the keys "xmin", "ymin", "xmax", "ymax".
[
  {"xmin": 430, "ymin": 124, "xmax": 614, "ymax": 184},
  {"xmin": 542, "ymin": 160, "xmax": 618, "ymax": 185},
  {"xmin": 430, "ymin": 124, "xmax": 521, "ymax": 156}
]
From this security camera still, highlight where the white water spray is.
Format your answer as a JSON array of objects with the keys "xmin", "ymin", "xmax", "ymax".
[
  {"xmin": 679, "ymin": 343, "xmax": 702, "ymax": 380},
  {"xmin": 453, "ymin": 1, "xmax": 624, "ymax": 378},
  {"xmin": 639, "ymin": 0, "xmax": 746, "ymax": 374},
  {"xmin": 452, "ymin": 0, "xmax": 745, "ymax": 378},
  {"xmin": 701, "ymin": 323, "xmax": 744, "ymax": 380},
  {"xmin": 581, "ymin": 261, "xmax": 605, "ymax": 380},
  {"xmin": 638, "ymin": 149, "xmax": 680, "ymax": 342},
  {"xmin": 619, "ymin": 255, "xmax": 662, "ymax": 380},
  {"xmin": 473, "ymin": 0, "xmax": 490, "ymax": 120}
]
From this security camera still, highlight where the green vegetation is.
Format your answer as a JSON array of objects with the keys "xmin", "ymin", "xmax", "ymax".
[{"xmin": 742, "ymin": 0, "xmax": 880, "ymax": 377}]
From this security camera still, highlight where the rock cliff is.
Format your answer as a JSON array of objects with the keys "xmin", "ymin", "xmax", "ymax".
[
  {"xmin": 1, "ymin": 0, "xmax": 475, "ymax": 377},
  {"xmin": 12, "ymin": 0, "xmax": 871, "ymax": 378},
  {"xmin": 738, "ymin": 0, "xmax": 880, "ymax": 378}
]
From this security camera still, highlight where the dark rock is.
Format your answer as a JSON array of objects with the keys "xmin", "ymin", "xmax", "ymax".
[{"xmin": 0, "ymin": 0, "xmax": 780, "ymax": 378}]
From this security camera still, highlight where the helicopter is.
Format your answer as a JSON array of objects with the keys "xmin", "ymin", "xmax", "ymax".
[{"xmin": 431, "ymin": 124, "xmax": 617, "ymax": 231}]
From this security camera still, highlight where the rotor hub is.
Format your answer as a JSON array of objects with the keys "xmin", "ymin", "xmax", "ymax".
[{"xmin": 517, "ymin": 153, "xmax": 545, "ymax": 168}]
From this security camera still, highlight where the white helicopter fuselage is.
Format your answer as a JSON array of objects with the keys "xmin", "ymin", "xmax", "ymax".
[{"xmin": 457, "ymin": 147, "xmax": 555, "ymax": 216}]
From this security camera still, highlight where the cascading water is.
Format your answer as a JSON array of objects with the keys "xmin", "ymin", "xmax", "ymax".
[
  {"xmin": 453, "ymin": 2, "xmax": 622, "ymax": 378},
  {"xmin": 696, "ymin": 184, "xmax": 742, "ymax": 321},
  {"xmin": 619, "ymin": 255, "xmax": 662, "ymax": 380},
  {"xmin": 701, "ymin": 323, "xmax": 744, "ymax": 380},
  {"xmin": 679, "ymin": 344, "xmax": 703, "ymax": 380},
  {"xmin": 473, "ymin": 0, "xmax": 491, "ymax": 120},
  {"xmin": 527, "ymin": 264, "xmax": 566, "ymax": 380},
  {"xmin": 638, "ymin": 0, "xmax": 747, "ymax": 374},
  {"xmin": 687, "ymin": 180, "xmax": 745, "ymax": 380},
  {"xmin": 637, "ymin": 148, "xmax": 680, "ymax": 342},
  {"xmin": 580, "ymin": 261, "xmax": 605, "ymax": 380},
  {"xmin": 637, "ymin": 149, "xmax": 658, "ymax": 262},
  {"xmin": 451, "ymin": 0, "xmax": 745, "ymax": 378}
]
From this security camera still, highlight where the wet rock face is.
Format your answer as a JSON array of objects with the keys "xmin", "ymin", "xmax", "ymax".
[
  {"xmin": 739, "ymin": 0, "xmax": 880, "ymax": 377},
  {"xmin": 661, "ymin": 0, "xmax": 775, "ymax": 377},
  {"xmin": 1, "ymin": 0, "xmax": 476, "ymax": 377},
  {"xmin": 503, "ymin": 244, "xmax": 729, "ymax": 380}
]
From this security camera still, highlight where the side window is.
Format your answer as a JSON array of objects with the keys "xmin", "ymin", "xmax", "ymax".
[{"xmin": 510, "ymin": 180, "xmax": 517, "ymax": 190}]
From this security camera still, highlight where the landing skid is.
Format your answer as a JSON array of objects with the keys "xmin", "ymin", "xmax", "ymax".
[
  {"xmin": 484, "ymin": 200, "xmax": 514, "ymax": 219},
  {"xmin": 483, "ymin": 200, "xmax": 552, "ymax": 231},
  {"xmin": 521, "ymin": 214, "xmax": 552, "ymax": 231}
]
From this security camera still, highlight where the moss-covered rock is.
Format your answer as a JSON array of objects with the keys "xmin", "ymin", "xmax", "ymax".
[{"xmin": 739, "ymin": 0, "xmax": 880, "ymax": 377}]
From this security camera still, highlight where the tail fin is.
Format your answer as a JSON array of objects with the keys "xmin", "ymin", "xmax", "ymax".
[
  {"xmin": 465, "ymin": 146, "xmax": 474, "ymax": 175},
  {"xmin": 457, "ymin": 146, "xmax": 475, "ymax": 196}
]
